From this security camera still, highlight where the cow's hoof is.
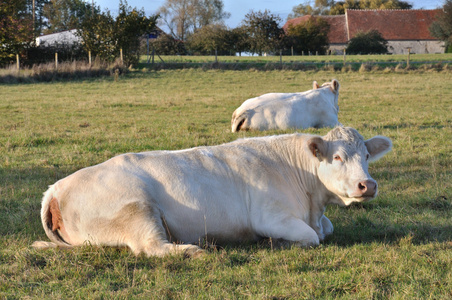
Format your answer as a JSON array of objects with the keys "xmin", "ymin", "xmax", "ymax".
[{"xmin": 184, "ymin": 247, "xmax": 206, "ymax": 259}]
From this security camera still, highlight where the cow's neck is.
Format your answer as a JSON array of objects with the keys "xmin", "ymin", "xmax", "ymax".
[{"xmin": 271, "ymin": 134, "xmax": 331, "ymax": 217}]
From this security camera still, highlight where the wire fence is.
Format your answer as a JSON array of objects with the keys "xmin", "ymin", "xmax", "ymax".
[{"xmin": 2, "ymin": 50, "xmax": 452, "ymax": 84}]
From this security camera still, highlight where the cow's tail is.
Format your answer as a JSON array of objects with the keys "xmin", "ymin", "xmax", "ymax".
[
  {"xmin": 32, "ymin": 185, "xmax": 73, "ymax": 250},
  {"xmin": 231, "ymin": 110, "xmax": 248, "ymax": 132}
]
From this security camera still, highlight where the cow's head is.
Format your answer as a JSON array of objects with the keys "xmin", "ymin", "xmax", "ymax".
[
  {"xmin": 313, "ymin": 79, "xmax": 340, "ymax": 112},
  {"xmin": 308, "ymin": 127, "xmax": 392, "ymax": 206}
]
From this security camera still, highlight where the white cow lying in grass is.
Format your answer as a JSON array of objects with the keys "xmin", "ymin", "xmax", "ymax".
[
  {"xmin": 33, "ymin": 127, "xmax": 392, "ymax": 257},
  {"xmin": 231, "ymin": 79, "xmax": 340, "ymax": 132}
]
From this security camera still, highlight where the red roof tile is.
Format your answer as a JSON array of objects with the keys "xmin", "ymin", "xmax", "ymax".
[
  {"xmin": 323, "ymin": 15, "xmax": 347, "ymax": 44},
  {"xmin": 283, "ymin": 15, "xmax": 312, "ymax": 31},
  {"xmin": 283, "ymin": 9, "xmax": 441, "ymax": 43},
  {"xmin": 346, "ymin": 9, "xmax": 441, "ymax": 40}
]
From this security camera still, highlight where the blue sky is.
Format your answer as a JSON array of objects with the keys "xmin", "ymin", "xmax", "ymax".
[{"xmin": 94, "ymin": 0, "xmax": 445, "ymax": 28}]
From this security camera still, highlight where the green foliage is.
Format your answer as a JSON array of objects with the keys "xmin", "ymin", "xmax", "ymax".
[
  {"xmin": 25, "ymin": 42, "xmax": 86, "ymax": 65},
  {"xmin": 114, "ymin": 1, "xmax": 158, "ymax": 65},
  {"xmin": 31, "ymin": 0, "xmax": 50, "ymax": 35},
  {"xmin": 150, "ymin": 34, "xmax": 187, "ymax": 55},
  {"xmin": 286, "ymin": 17, "xmax": 330, "ymax": 54},
  {"xmin": 0, "ymin": 0, "xmax": 33, "ymax": 65},
  {"xmin": 289, "ymin": 0, "xmax": 334, "ymax": 18},
  {"xmin": 158, "ymin": 0, "xmax": 230, "ymax": 41},
  {"xmin": 346, "ymin": 30, "xmax": 388, "ymax": 54},
  {"xmin": 429, "ymin": 0, "xmax": 452, "ymax": 48},
  {"xmin": 229, "ymin": 26, "xmax": 250, "ymax": 55},
  {"xmin": 187, "ymin": 24, "xmax": 234, "ymax": 55},
  {"xmin": 42, "ymin": 0, "xmax": 99, "ymax": 34},
  {"xmin": 77, "ymin": 0, "xmax": 158, "ymax": 66},
  {"xmin": 290, "ymin": 0, "xmax": 413, "ymax": 17},
  {"xmin": 241, "ymin": 10, "xmax": 285, "ymax": 55},
  {"xmin": 77, "ymin": 10, "xmax": 116, "ymax": 61}
]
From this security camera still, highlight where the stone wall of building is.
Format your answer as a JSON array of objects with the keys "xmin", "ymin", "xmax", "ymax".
[{"xmin": 387, "ymin": 40, "xmax": 445, "ymax": 54}]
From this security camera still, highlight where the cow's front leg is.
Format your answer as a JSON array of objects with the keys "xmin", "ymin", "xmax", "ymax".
[
  {"xmin": 257, "ymin": 216, "xmax": 320, "ymax": 248},
  {"xmin": 320, "ymin": 215, "xmax": 333, "ymax": 239},
  {"xmin": 310, "ymin": 214, "xmax": 333, "ymax": 241}
]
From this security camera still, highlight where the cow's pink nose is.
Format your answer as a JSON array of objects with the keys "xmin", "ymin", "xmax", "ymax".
[{"xmin": 358, "ymin": 180, "xmax": 377, "ymax": 197}]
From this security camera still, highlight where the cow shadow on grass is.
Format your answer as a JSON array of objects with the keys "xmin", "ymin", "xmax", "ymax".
[{"xmin": 321, "ymin": 199, "xmax": 452, "ymax": 247}]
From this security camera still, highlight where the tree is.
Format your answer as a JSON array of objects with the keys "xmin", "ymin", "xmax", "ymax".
[
  {"xmin": 346, "ymin": 30, "xmax": 388, "ymax": 54},
  {"xmin": 150, "ymin": 34, "xmax": 186, "ymax": 55},
  {"xmin": 158, "ymin": 0, "xmax": 230, "ymax": 41},
  {"xmin": 186, "ymin": 24, "xmax": 233, "ymax": 55},
  {"xmin": 241, "ymin": 10, "xmax": 284, "ymax": 55},
  {"xmin": 289, "ymin": 0, "xmax": 413, "ymax": 18},
  {"xmin": 26, "ymin": 0, "xmax": 50, "ymax": 36},
  {"xmin": 230, "ymin": 26, "xmax": 250, "ymax": 56},
  {"xmin": 114, "ymin": 1, "xmax": 157, "ymax": 64},
  {"xmin": 430, "ymin": 0, "xmax": 452, "ymax": 52},
  {"xmin": 286, "ymin": 16, "xmax": 330, "ymax": 54},
  {"xmin": 289, "ymin": 0, "xmax": 334, "ymax": 18},
  {"xmin": 42, "ymin": 0, "xmax": 99, "ymax": 34},
  {"xmin": 77, "ymin": 10, "xmax": 115, "ymax": 61},
  {"xmin": 189, "ymin": 0, "xmax": 230, "ymax": 31},
  {"xmin": 0, "ymin": 0, "xmax": 33, "ymax": 65},
  {"xmin": 78, "ymin": 0, "xmax": 158, "ymax": 65}
]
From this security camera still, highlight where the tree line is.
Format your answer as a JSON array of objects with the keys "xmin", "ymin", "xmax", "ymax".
[
  {"xmin": 1, "ymin": 0, "xmax": 157, "ymax": 66},
  {"xmin": 1, "ymin": 0, "xmax": 451, "ymax": 66}
]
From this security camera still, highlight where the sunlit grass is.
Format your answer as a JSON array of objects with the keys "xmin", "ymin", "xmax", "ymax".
[{"xmin": 141, "ymin": 53, "xmax": 452, "ymax": 63}]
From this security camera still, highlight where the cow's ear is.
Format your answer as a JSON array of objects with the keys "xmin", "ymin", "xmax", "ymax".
[
  {"xmin": 308, "ymin": 137, "xmax": 326, "ymax": 160},
  {"xmin": 365, "ymin": 136, "xmax": 392, "ymax": 162},
  {"xmin": 313, "ymin": 81, "xmax": 320, "ymax": 89},
  {"xmin": 331, "ymin": 79, "xmax": 340, "ymax": 93}
]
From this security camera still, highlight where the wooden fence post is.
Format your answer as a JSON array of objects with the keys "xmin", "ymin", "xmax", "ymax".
[
  {"xmin": 120, "ymin": 48, "xmax": 123, "ymax": 64},
  {"xmin": 343, "ymin": 48, "xmax": 346, "ymax": 66},
  {"xmin": 89, "ymin": 51, "xmax": 91, "ymax": 66},
  {"xmin": 406, "ymin": 48, "xmax": 411, "ymax": 68},
  {"xmin": 16, "ymin": 54, "xmax": 20, "ymax": 71},
  {"xmin": 279, "ymin": 49, "xmax": 282, "ymax": 65},
  {"xmin": 55, "ymin": 52, "xmax": 58, "ymax": 70}
]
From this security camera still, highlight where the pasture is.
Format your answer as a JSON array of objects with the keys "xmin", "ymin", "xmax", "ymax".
[{"xmin": 1, "ymin": 67, "xmax": 451, "ymax": 298}]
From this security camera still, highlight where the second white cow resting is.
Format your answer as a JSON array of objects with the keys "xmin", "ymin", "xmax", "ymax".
[
  {"xmin": 33, "ymin": 127, "xmax": 392, "ymax": 257},
  {"xmin": 231, "ymin": 79, "xmax": 340, "ymax": 132}
]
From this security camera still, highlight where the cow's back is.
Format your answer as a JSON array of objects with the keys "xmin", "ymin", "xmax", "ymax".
[
  {"xmin": 245, "ymin": 89, "xmax": 338, "ymax": 130},
  {"xmin": 51, "ymin": 145, "xmax": 274, "ymax": 245},
  {"xmin": 231, "ymin": 80, "xmax": 340, "ymax": 132}
]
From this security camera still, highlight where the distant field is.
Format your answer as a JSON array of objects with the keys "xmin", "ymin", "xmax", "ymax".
[
  {"xmin": 0, "ymin": 68, "xmax": 451, "ymax": 298},
  {"xmin": 141, "ymin": 53, "xmax": 452, "ymax": 65}
]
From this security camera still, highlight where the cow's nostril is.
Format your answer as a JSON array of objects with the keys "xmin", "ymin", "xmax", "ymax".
[{"xmin": 358, "ymin": 182, "xmax": 366, "ymax": 191}]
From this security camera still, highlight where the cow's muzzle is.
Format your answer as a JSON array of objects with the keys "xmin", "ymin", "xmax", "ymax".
[{"xmin": 356, "ymin": 179, "xmax": 377, "ymax": 198}]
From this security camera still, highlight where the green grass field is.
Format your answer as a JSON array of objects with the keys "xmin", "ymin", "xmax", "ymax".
[
  {"xmin": 1, "ymin": 67, "xmax": 451, "ymax": 298},
  {"xmin": 144, "ymin": 53, "xmax": 452, "ymax": 64}
]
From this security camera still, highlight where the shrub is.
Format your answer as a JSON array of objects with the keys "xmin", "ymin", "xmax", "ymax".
[
  {"xmin": 25, "ymin": 43, "xmax": 87, "ymax": 66},
  {"xmin": 285, "ymin": 17, "xmax": 330, "ymax": 55},
  {"xmin": 149, "ymin": 35, "xmax": 186, "ymax": 55},
  {"xmin": 346, "ymin": 30, "xmax": 388, "ymax": 54}
]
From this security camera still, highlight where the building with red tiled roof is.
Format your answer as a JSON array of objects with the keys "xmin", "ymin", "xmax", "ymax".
[{"xmin": 283, "ymin": 9, "xmax": 445, "ymax": 54}]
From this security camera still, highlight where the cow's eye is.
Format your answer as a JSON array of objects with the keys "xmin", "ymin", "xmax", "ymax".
[{"xmin": 333, "ymin": 155, "xmax": 342, "ymax": 162}]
